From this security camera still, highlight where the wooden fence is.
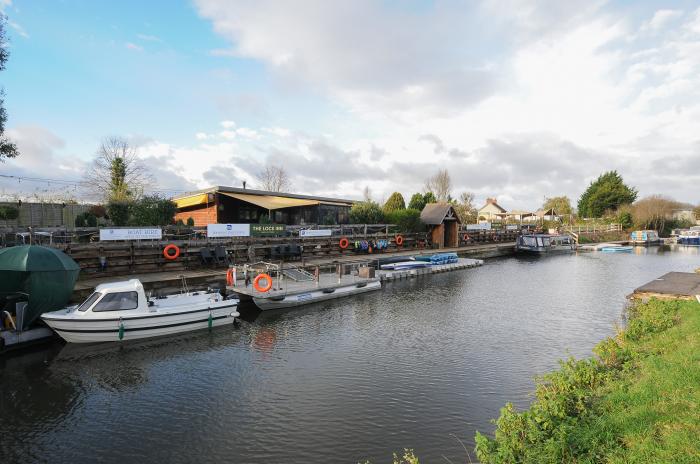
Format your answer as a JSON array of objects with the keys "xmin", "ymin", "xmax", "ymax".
[{"xmin": 45, "ymin": 229, "xmax": 520, "ymax": 278}]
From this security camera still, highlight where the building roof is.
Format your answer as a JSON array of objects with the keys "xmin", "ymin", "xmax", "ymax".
[
  {"xmin": 420, "ymin": 203, "xmax": 462, "ymax": 225},
  {"xmin": 173, "ymin": 186, "xmax": 355, "ymax": 209},
  {"xmin": 478, "ymin": 197, "xmax": 506, "ymax": 213}
]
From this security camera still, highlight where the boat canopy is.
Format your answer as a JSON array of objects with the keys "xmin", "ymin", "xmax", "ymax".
[{"xmin": 0, "ymin": 245, "xmax": 80, "ymax": 330}]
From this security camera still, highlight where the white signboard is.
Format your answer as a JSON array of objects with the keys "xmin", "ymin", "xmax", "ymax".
[
  {"xmin": 465, "ymin": 223, "xmax": 491, "ymax": 230},
  {"xmin": 299, "ymin": 229, "xmax": 332, "ymax": 238},
  {"xmin": 506, "ymin": 224, "xmax": 519, "ymax": 230},
  {"xmin": 207, "ymin": 223, "xmax": 251, "ymax": 238},
  {"xmin": 100, "ymin": 228, "xmax": 162, "ymax": 241}
]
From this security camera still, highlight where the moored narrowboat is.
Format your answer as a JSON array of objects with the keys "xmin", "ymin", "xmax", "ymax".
[{"xmin": 515, "ymin": 234, "xmax": 575, "ymax": 254}]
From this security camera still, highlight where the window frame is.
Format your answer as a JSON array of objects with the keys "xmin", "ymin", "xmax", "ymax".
[
  {"xmin": 77, "ymin": 292, "xmax": 102, "ymax": 312},
  {"xmin": 91, "ymin": 291, "xmax": 140, "ymax": 312}
]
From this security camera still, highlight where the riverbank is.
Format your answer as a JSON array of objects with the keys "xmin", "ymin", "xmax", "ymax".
[{"xmin": 475, "ymin": 297, "xmax": 700, "ymax": 463}]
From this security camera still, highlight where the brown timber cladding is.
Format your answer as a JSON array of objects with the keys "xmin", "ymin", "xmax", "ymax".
[{"xmin": 174, "ymin": 203, "xmax": 217, "ymax": 226}]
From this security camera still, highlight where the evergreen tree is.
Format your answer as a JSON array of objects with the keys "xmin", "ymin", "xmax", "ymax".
[
  {"xmin": 383, "ymin": 192, "xmax": 406, "ymax": 213},
  {"xmin": 577, "ymin": 171, "xmax": 637, "ymax": 218}
]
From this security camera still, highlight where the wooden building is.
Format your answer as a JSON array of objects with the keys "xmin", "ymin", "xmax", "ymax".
[
  {"xmin": 420, "ymin": 203, "xmax": 461, "ymax": 248},
  {"xmin": 173, "ymin": 186, "xmax": 354, "ymax": 226}
]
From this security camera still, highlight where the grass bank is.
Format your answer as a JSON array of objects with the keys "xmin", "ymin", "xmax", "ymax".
[{"xmin": 475, "ymin": 298, "xmax": 700, "ymax": 463}]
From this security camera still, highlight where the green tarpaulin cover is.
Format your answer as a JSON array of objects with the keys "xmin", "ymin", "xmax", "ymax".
[{"xmin": 0, "ymin": 245, "xmax": 80, "ymax": 330}]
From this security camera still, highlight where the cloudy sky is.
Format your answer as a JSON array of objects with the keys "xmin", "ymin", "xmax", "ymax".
[{"xmin": 1, "ymin": 0, "xmax": 699, "ymax": 209}]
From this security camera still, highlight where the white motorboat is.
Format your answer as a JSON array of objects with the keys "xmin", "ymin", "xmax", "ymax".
[{"xmin": 41, "ymin": 279, "xmax": 239, "ymax": 343}]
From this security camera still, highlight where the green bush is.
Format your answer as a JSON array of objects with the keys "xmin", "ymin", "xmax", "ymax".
[
  {"xmin": 0, "ymin": 205, "xmax": 19, "ymax": 221},
  {"xmin": 350, "ymin": 200, "xmax": 384, "ymax": 224},
  {"xmin": 385, "ymin": 208, "xmax": 424, "ymax": 233},
  {"xmin": 186, "ymin": 217, "xmax": 195, "ymax": 227},
  {"xmin": 75, "ymin": 212, "xmax": 98, "ymax": 227},
  {"xmin": 383, "ymin": 192, "xmax": 406, "ymax": 214},
  {"xmin": 107, "ymin": 202, "xmax": 131, "ymax": 226},
  {"xmin": 129, "ymin": 195, "xmax": 177, "ymax": 226}
]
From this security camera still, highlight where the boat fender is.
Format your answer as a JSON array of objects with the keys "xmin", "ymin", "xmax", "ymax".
[
  {"xmin": 395, "ymin": 235, "xmax": 404, "ymax": 246},
  {"xmin": 208, "ymin": 311, "xmax": 213, "ymax": 331},
  {"xmin": 253, "ymin": 273, "xmax": 273, "ymax": 292},
  {"xmin": 163, "ymin": 244, "xmax": 180, "ymax": 260},
  {"xmin": 118, "ymin": 319, "xmax": 125, "ymax": 341},
  {"xmin": 226, "ymin": 268, "xmax": 236, "ymax": 286},
  {"xmin": 339, "ymin": 237, "xmax": 350, "ymax": 249}
]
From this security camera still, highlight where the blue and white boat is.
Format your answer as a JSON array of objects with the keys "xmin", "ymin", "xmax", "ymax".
[{"xmin": 678, "ymin": 227, "xmax": 700, "ymax": 246}]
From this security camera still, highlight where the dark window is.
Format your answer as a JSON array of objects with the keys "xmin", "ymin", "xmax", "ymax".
[
  {"xmin": 92, "ymin": 291, "xmax": 139, "ymax": 312},
  {"xmin": 77, "ymin": 292, "xmax": 101, "ymax": 312}
]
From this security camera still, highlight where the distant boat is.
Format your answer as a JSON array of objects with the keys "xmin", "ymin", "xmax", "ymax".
[
  {"xmin": 42, "ymin": 279, "xmax": 239, "ymax": 343},
  {"xmin": 678, "ymin": 228, "xmax": 700, "ymax": 246},
  {"xmin": 515, "ymin": 234, "xmax": 575, "ymax": 254},
  {"xmin": 630, "ymin": 230, "xmax": 662, "ymax": 245},
  {"xmin": 380, "ymin": 261, "xmax": 431, "ymax": 270},
  {"xmin": 600, "ymin": 245, "xmax": 633, "ymax": 252}
]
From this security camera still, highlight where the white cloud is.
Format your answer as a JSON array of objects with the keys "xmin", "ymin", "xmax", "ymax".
[
  {"xmin": 195, "ymin": 132, "xmax": 209, "ymax": 140},
  {"xmin": 220, "ymin": 120, "xmax": 236, "ymax": 129},
  {"xmin": 136, "ymin": 33, "xmax": 163, "ymax": 42},
  {"xmin": 641, "ymin": 9, "xmax": 683, "ymax": 32},
  {"xmin": 219, "ymin": 130, "xmax": 236, "ymax": 140}
]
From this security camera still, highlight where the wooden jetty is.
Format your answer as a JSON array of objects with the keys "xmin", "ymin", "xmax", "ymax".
[{"xmin": 631, "ymin": 272, "xmax": 700, "ymax": 300}]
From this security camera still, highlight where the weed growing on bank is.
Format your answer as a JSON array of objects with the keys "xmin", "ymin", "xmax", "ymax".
[{"xmin": 475, "ymin": 298, "xmax": 700, "ymax": 464}]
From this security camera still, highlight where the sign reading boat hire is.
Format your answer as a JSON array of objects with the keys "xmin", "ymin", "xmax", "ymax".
[
  {"xmin": 100, "ymin": 228, "xmax": 162, "ymax": 241},
  {"xmin": 207, "ymin": 224, "xmax": 251, "ymax": 238}
]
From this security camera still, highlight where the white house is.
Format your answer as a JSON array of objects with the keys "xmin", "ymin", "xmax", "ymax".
[{"xmin": 478, "ymin": 198, "xmax": 507, "ymax": 222}]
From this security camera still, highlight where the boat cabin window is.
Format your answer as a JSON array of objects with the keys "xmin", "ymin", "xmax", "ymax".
[
  {"xmin": 77, "ymin": 292, "xmax": 102, "ymax": 312},
  {"xmin": 523, "ymin": 236, "xmax": 537, "ymax": 247},
  {"xmin": 92, "ymin": 291, "xmax": 139, "ymax": 312}
]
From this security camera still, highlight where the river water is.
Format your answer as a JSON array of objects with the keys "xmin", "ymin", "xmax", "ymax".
[{"xmin": 1, "ymin": 246, "xmax": 698, "ymax": 463}]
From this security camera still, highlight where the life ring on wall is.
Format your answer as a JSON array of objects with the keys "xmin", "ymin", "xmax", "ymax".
[
  {"xmin": 339, "ymin": 237, "xmax": 350, "ymax": 249},
  {"xmin": 226, "ymin": 268, "xmax": 235, "ymax": 286},
  {"xmin": 395, "ymin": 235, "xmax": 404, "ymax": 246},
  {"xmin": 253, "ymin": 273, "xmax": 273, "ymax": 292},
  {"xmin": 163, "ymin": 244, "xmax": 180, "ymax": 260},
  {"xmin": 463, "ymin": 233, "xmax": 470, "ymax": 241}
]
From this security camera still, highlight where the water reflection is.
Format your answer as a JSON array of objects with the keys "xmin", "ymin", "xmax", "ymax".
[{"xmin": 1, "ymin": 247, "xmax": 698, "ymax": 463}]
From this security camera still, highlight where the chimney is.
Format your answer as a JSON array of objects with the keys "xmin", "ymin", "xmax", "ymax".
[{"xmin": 486, "ymin": 197, "xmax": 497, "ymax": 205}]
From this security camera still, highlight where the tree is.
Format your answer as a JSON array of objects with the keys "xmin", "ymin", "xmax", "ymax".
[
  {"xmin": 107, "ymin": 202, "xmax": 130, "ymax": 226},
  {"xmin": 577, "ymin": 171, "xmax": 637, "ymax": 218},
  {"xmin": 543, "ymin": 196, "xmax": 573, "ymax": 215},
  {"xmin": 349, "ymin": 200, "xmax": 384, "ymax": 224},
  {"xmin": 0, "ymin": 16, "xmax": 18, "ymax": 162},
  {"xmin": 86, "ymin": 136, "xmax": 152, "ymax": 202},
  {"xmin": 425, "ymin": 169, "xmax": 452, "ymax": 202},
  {"xmin": 258, "ymin": 165, "xmax": 291, "ymax": 192},
  {"xmin": 362, "ymin": 185, "xmax": 372, "ymax": 201},
  {"xmin": 383, "ymin": 192, "xmax": 406, "ymax": 213},
  {"xmin": 129, "ymin": 195, "xmax": 177, "ymax": 226},
  {"xmin": 385, "ymin": 208, "xmax": 424, "ymax": 233},
  {"xmin": 453, "ymin": 192, "xmax": 477, "ymax": 223},
  {"xmin": 694, "ymin": 204, "xmax": 700, "ymax": 221},
  {"xmin": 631, "ymin": 195, "xmax": 679, "ymax": 234}
]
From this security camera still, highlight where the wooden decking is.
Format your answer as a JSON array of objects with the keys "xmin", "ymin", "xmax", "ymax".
[{"xmin": 631, "ymin": 272, "xmax": 700, "ymax": 300}]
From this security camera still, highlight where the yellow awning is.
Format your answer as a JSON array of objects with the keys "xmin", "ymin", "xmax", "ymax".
[
  {"xmin": 175, "ymin": 193, "xmax": 210, "ymax": 208},
  {"xmin": 219, "ymin": 192, "xmax": 320, "ymax": 210},
  {"xmin": 320, "ymin": 201, "xmax": 353, "ymax": 207}
]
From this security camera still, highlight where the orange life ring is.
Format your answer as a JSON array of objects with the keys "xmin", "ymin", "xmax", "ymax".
[
  {"xmin": 339, "ymin": 237, "xmax": 349, "ymax": 249},
  {"xmin": 253, "ymin": 273, "xmax": 273, "ymax": 292},
  {"xmin": 163, "ymin": 244, "xmax": 180, "ymax": 260},
  {"xmin": 463, "ymin": 233, "xmax": 470, "ymax": 241},
  {"xmin": 226, "ymin": 268, "xmax": 235, "ymax": 286},
  {"xmin": 395, "ymin": 235, "xmax": 404, "ymax": 246}
]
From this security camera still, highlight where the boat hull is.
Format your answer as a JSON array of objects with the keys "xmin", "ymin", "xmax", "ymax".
[
  {"xmin": 42, "ymin": 304, "xmax": 239, "ymax": 343},
  {"xmin": 678, "ymin": 237, "xmax": 700, "ymax": 246},
  {"xmin": 253, "ymin": 280, "xmax": 382, "ymax": 310}
]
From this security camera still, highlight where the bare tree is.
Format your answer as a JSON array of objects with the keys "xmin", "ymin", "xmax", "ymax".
[
  {"xmin": 454, "ymin": 191, "xmax": 477, "ymax": 223},
  {"xmin": 632, "ymin": 195, "xmax": 679, "ymax": 232},
  {"xmin": 425, "ymin": 169, "xmax": 452, "ymax": 202},
  {"xmin": 257, "ymin": 165, "xmax": 292, "ymax": 192},
  {"xmin": 85, "ymin": 136, "xmax": 153, "ymax": 202}
]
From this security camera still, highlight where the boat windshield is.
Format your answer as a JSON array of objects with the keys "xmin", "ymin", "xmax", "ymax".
[
  {"xmin": 77, "ymin": 292, "xmax": 102, "ymax": 312},
  {"xmin": 92, "ymin": 291, "xmax": 139, "ymax": 312},
  {"xmin": 522, "ymin": 236, "xmax": 537, "ymax": 247}
]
